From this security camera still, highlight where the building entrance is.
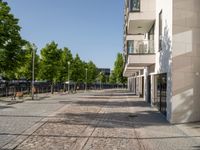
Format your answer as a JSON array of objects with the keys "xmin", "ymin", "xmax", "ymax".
[
  {"xmin": 154, "ymin": 73, "xmax": 167, "ymax": 116},
  {"xmin": 147, "ymin": 75, "xmax": 151, "ymax": 103}
]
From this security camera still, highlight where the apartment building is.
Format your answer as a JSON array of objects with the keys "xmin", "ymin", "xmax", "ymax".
[{"xmin": 123, "ymin": 0, "xmax": 200, "ymax": 123}]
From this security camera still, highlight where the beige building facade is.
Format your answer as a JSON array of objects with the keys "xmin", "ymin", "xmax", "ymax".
[{"xmin": 123, "ymin": 0, "xmax": 200, "ymax": 123}]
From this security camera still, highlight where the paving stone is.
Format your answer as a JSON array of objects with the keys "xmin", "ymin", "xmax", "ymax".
[{"xmin": 1, "ymin": 90, "xmax": 200, "ymax": 150}]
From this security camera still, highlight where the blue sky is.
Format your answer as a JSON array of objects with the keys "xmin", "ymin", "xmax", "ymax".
[{"xmin": 6, "ymin": 0, "xmax": 124, "ymax": 69}]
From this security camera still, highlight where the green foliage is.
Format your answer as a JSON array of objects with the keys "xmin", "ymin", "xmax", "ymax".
[
  {"xmin": 110, "ymin": 53, "xmax": 127, "ymax": 84},
  {"xmin": 109, "ymin": 70, "xmax": 116, "ymax": 84},
  {"xmin": 15, "ymin": 42, "xmax": 40, "ymax": 80},
  {"xmin": 0, "ymin": 1, "xmax": 109, "ymax": 87},
  {"xmin": 97, "ymin": 72, "xmax": 106, "ymax": 83},
  {"xmin": 39, "ymin": 41, "xmax": 62, "ymax": 84},
  {"xmin": 70, "ymin": 54, "xmax": 85, "ymax": 83},
  {"xmin": 86, "ymin": 61, "xmax": 98, "ymax": 84},
  {"xmin": 0, "ymin": 1, "xmax": 26, "ymax": 78},
  {"xmin": 58, "ymin": 47, "xmax": 73, "ymax": 82}
]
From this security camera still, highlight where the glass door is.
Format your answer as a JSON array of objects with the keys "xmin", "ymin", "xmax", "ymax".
[{"xmin": 154, "ymin": 73, "xmax": 167, "ymax": 116}]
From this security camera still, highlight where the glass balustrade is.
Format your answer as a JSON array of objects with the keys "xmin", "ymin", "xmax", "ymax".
[{"xmin": 127, "ymin": 40, "xmax": 154, "ymax": 54}]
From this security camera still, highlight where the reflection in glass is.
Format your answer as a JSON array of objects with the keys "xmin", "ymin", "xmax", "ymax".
[{"xmin": 129, "ymin": 0, "xmax": 140, "ymax": 12}]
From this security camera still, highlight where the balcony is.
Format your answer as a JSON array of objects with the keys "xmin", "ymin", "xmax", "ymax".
[
  {"xmin": 123, "ymin": 40, "xmax": 155, "ymax": 77},
  {"xmin": 126, "ymin": 0, "xmax": 156, "ymax": 35},
  {"xmin": 127, "ymin": 40, "xmax": 154, "ymax": 54}
]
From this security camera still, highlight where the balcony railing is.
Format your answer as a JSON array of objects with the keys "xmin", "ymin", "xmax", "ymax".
[
  {"xmin": 129, "ymin": 0, "xmax": 140, "ymax": 12},
  {"xmin": 127, "ymin": 40, "xmax": 154, "ymax": 54}
]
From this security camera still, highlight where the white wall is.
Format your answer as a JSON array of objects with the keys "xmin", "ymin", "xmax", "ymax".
[
  {"xmin": 154, "ymin": 0, "xmax": 172, "ymax": 121},
  {"xmin": 171, "ymin": 0, "xmax": 200, "ymax": 123}
]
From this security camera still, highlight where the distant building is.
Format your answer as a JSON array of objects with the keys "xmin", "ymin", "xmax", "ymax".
[{"xmin": 97, "ymin": 68, "xmax": 111, "ymax": 76}]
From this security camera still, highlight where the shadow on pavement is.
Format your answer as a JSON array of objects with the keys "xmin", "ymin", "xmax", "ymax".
[
  {"xmin": 74, "ymin": 100, "xmax": 148, "ymax": 108},
  {"xmin": 192, "ymin": 146, "xmax": 200, "ymax": 150},
  {"xmin": 0, "ymin": 105, "xmax": 14, "ymax": 109},
  {"xmin": 55, "ymin": 110, "xmax": 168, "ymax": 129},
  {"xmin": 93, "ymin": 93, "xmax": 136, "ymax": 97},
  {"xmin": 0, "ymin": 132, "xmax": 198, "ymax": 141},
  {"xmin": 26, "ymin": 96, "xmax": 50, "ymax": 101}
]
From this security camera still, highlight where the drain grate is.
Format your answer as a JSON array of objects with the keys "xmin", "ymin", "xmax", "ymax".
[{"xmin": 128, "ymin": 114, "xmax": 138, "ymax": 118}]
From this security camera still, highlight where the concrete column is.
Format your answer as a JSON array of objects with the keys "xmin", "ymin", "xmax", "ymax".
[
  {"xmin": 151, "ymin": 74, "xmax": 154, "ymax": 106},
  {"xmin": 144, "ymin": 67, "xmax": 148, "ymax": 102}
]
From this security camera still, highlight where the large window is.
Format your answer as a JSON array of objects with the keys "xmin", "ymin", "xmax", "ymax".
[
  {"xmin": 148, "ymin": 24, "xmax": 155, "ymax": 53},
  {"xmin": 159, "ymin": 10, "xmax": 163, "ymax": 51},
  {"xmin": 127, "ymin": 40, "xmax": 134, "ymax": 54},
  {"xmin": 129, "ymin": 0, "xmax": 140, "ymax": 12}
]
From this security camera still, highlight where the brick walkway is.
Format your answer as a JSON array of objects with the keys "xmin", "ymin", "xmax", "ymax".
[{"xmin": 1, "ymin": 90, "xmax": 200, "ymax": 150}]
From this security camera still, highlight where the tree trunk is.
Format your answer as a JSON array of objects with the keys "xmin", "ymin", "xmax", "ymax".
[{"xmin": 51, "ymin": 83, "xmax": 54, "ymax": 94}]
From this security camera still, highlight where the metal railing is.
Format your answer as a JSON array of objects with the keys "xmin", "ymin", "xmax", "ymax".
[
  {"xmin": 127, "ymin": 40, "xmax": 154, "ymax": 54},
  {"xmin": 0, "ymin": 81, "xmax": 127, "ymax": 98}
]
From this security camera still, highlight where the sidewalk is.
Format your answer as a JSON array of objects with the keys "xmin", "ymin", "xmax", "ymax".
[
  {"xmin": 176, "ymin": 122, "xmax": 200, "ymax": 145},
  {"xmin": 0, "ymin": 90, "xmax": 200, "ymax": 150},
  {"xmin": 0, "ymin": 92, "xmax": 71, "ymax": 104}
]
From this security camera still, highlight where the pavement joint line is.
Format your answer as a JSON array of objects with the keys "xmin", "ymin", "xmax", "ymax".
[
  {"xmin": 80, "ymin": 111, "xmax": 107, "ymax": 150},
  {"xmin": 70, "ymin": 95, "xmax": 113, "ymax": 150},
  {"xmin": 2, "ymin": 90, "xmax": 199, "ymax": 149},
  {"xmin": 172, "ymin": 124, "xmax": 200, "ymax": 146},
  {"xmin": 81, "ymin": 94, "xmax": 117, "ymax": 149},
  {"xmin": 1, "ymin": 132, "xmax": 195, "ymax": 140},
  {"xmin": 125, "ymin": 95, "xmax": 200, "ymax": 149},
  {"xmin": 70, "ymin": 107, "xmax": 105, "ymax": 150},
  {"xmin": 1, "ymin": 99, "xmax": 74, "ymax": 150},
  {"xmin": 125, "ymin": 95, "xmax": 147, "ymax": 150}
]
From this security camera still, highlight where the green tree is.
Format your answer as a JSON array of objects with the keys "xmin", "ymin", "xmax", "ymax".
[
  {"xmin": 15, "ymin": 42, "xmax": 40, "ymax": 80},
  {"xmin": 39, "ymin": 41, "xmax": 62, "ymax": 94},
  {"xmin": 70, "ymin": 54, "xmax": 85, "ymax": 90},
  {"xmin": 58, "ymin": 47, "xmax": 73, "ymax": 82},
  {"xmin": 112, "ymin": 53, "xmax": 127, "ymax": 84},
  {"xmin": 86, "ymin": 61, "xmax": 98, "ymax": 84},
  {"xmin": 109, "ymin": 70, "xmax": 116, "ymax": 84},
  {"xmin": 96, "ymin": 72, "xmax": 106, "ymax": 84},
  {"xmin": 0, "ymin": 1, "xmax": 26, "ymax": 79}
]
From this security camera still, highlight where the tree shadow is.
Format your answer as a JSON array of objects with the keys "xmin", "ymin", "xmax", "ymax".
[
  {"xmin": 192, "ymin": 146, "xmax": 200, "ymax": 150},
  {"xmin": 158, "ymin": 21, "xmax": 172, "ymax": 120},
  {"xmin": 93, "ymin": 89, "xmax": 133, "ymax": 95},
  {"xmin": 0, "ymin": 105, "xmax": 14, "ymax": 109},
  {"xmin": 26, "ymin": 95, "xmax": 50, "ymax": 101},
  {"xmin": 74, "ymin": 100, "xmax": 149, "ymax": 108},
  {"xmin": 55, "ymin": 110, "xmax": 168, "ymax": 129},
  {"xmin": 166, "ymin": 2, "xmax": 200, "ymax": 123}
]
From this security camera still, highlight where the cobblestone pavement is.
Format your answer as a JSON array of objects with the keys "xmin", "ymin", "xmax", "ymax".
[
  {"xmin": 1, "ymin": 90, "xmax": 200, "ymax": 150},
  {"xmin": 0, "ymin": 92, "xmax": 80, "ymax": 149}
]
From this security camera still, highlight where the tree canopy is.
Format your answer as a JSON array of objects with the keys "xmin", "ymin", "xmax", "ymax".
[
  {"xmin": 109, "ymin": 53, "xmax": 127, "ymax": 84},
  {"xmin": 0, "ymin": 1, "xmax": 26, "ymax": 79},
  {"xmin": 70, "ymin": 54, "xmax": 85, "ymax": 84},
  {"xmin": 86, "ymin": 61, "xmax": 98, "ymax": 84},
  {"xmin": 0, "ymin": 1, "xmax": 125, "ymax": 92},
  {"xmin": 39, "ymin": 41, "xmax": 62, "ymax": 83},
  {"xmin": 16, "ymin": 42, "xmax": 39, "ymax": 80},
  {"xmin": 58, "ymin": 47, "xmax": 73, "ymax": 82}
]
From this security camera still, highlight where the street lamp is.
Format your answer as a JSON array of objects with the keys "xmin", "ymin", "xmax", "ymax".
[
  {"xmin": 32, "ymin": 44, "xmax": 37, "ymax": 100},
  {"xmin": 99, "ymin": 72, "xmax": 102, "ymax": 90},
  {"xmin": 68, "ymin": 61, "xmax": 70, "ymax": 93},
  {"xmin": 85, "ymin": 68, "xmax": 88, "ymax": 92}
]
